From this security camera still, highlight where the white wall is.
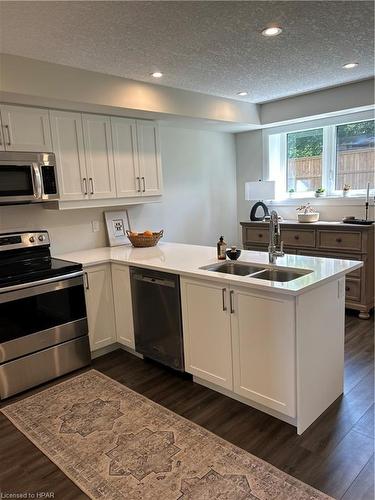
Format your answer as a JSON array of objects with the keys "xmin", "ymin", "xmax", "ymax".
[
  {"xmin": 261, "ymin": 79, "xmax": 374, "ymax": 125},
  {"xmin": 0, "ymin": 126, "xmax": 238, "ymax": 254},
  {"xmin": 0, "ymin": 54, "xmax": 260, "ymax": 128}
]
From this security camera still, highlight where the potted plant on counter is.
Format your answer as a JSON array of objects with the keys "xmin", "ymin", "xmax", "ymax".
[
  {"xmin": 342, "ymin": 184, "xmax": 351, "ymax": 197},
  {"xmin": 296, "ymin": 203, "xmax": 320, "ymax": 223},
  {"xmin": 315, "ymin": 187, "xmax": 325, "ymax": 198}
]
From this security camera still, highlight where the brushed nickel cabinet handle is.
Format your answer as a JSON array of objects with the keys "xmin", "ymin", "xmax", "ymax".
[
  {"xmin": 142, "ymin": 176, "xmax": 146, "ymax": 192},
  {"xmin": 222, "ymin": 288, "xmax": 227, "ymax": 311},
  {"xmin": 89, "ymin": 177, "xmax": 94, "ymax": 195},
  {"xmin": 82, "ymin": 178, "xmax": 88, "ymax": 195},
  {"xmin": 230, "ymin": 290, "xmax": 235, "ymax": 314},
  {"xmin": 4, "ymin": 125, "xmax": 11, "ymax": 146},
  {"xmin": 136, "ymin": 176, "xmax": 141, "ymax": 192}
]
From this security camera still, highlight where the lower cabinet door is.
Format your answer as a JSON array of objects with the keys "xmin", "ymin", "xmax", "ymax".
[
  {"xmin": 84, "ymin": 264, "xmax": 116, "ymax": 351},
  {"xmin": 111, "ymin": 264, "xmax": 135, "ymax": 348},
  {"xmin": 230, "ymin": 287, "xmax": 296, "ymax": 417},
  {"xmin": 180, "ymin": 278, "xmax": 233, "ymax": 390}
]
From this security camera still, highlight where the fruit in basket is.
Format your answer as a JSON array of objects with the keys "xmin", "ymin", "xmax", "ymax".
[
  {"xmin": 143, "ymin": 230, "xmax": 153, "ymax": 237},
  {"xmin": 129, "ymin": 231, "xmax": 138, "ymax": 236}
]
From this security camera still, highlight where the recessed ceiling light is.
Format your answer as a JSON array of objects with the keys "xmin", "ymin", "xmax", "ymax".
[
  {"xmin": 237, "ymin": 91, "xmax": 248, "ymax": 96},
  {"xmin": 151, "ymin": 71, "xmax": 163, "ymax": 78},
  {"xmin": 261, "ymin": 26, "xmax": 282, "ymax": 37},
  {"xmin": 342, "ymin": 62, "xmax": 359, "ymax": 69}
]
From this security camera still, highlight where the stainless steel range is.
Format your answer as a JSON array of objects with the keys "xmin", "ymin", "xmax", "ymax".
[{"xmin": 0, "ymin": 231, "xmax": 91, "ymax": 398}]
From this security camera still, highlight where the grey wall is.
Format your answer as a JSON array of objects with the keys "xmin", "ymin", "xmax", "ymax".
[
  {"xmin": 0, "ymin": 126, "xmax": 238, "ymax": 254},
  {"xmin": 235, "ymin": 130, "xmax": 263, "ymax": 240}
]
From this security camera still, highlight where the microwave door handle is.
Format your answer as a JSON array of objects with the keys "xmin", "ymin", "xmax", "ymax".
[{"xmin": 31, "ymin": 163, "xmax": 42, "ymax": 199}]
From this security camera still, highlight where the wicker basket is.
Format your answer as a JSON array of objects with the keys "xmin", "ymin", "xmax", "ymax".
[{"xmin": 126, "ymin": 230, "xmax": 164, "ymax": 248}]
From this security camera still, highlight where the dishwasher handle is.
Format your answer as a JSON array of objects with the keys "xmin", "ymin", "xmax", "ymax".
[{"xmin": 133, "ymin": 273, "xmax": 176, "ymax": 288}]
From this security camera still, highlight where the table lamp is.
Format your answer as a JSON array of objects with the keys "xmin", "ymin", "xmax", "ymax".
[{"xmin": 245, "ymin": 180, "xmax": 275, "ymax": 221}]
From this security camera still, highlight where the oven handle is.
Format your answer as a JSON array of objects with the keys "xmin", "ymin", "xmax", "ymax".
[
  {"xmin": 31, "ymin": 163, "xmax": 43, "ymax": 199},
  {"xmin": 0, "ymin": 271, "xmax": 84, "ymax": 303}
]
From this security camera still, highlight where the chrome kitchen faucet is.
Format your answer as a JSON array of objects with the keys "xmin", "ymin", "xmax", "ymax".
[{"xmin": 268, "ymin": 210, "xmax": 285, "ymax": 263}]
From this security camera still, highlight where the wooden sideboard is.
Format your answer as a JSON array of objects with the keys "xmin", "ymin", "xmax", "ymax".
[{"xmin": 240, "ymin": 220, "xmax": 374, "ymax": 319}]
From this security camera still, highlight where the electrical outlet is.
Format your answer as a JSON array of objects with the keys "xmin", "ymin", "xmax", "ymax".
[{"xmin": 91, "ymin": 220, "xmax": 100, "ymax": 233}]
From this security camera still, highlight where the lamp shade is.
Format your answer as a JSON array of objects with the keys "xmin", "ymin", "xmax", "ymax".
[{"xmin": 245, "ymin": 180, "xmax": 275, "ymax": 201}]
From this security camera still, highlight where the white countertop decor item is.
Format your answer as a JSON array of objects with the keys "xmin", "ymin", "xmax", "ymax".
[
  {"xmin": 104, "ymin": 210, "xmax": 131, "ymax": 247},
  {"xmin": 296, "ymin": 203, "xmax": 320, "ymax": 223}
]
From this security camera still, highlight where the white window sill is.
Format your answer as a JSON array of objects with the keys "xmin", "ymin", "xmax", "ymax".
[{"xmin": 269, "ymin": 195, "xmax": 374, "ymax": 207}]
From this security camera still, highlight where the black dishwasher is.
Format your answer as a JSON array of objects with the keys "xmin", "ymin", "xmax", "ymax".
[{"xmin": 130, "ymin": 267, "xmax": 184, "ymax": 371}]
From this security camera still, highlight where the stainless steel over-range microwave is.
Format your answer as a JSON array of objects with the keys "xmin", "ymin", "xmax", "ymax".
[{"xmin": 0, "ymin": 152, "xmax": 59, "ymax": 204}]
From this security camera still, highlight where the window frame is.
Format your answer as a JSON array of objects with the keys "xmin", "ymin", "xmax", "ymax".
[
  {"xmin": 267, "ymin": 117, "xmax": 375, "ymax": 201},
  {"xmin": 286, "ymin": 126, "xmax": 325, "ymax": 197}
]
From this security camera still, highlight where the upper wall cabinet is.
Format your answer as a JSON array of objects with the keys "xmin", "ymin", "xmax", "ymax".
[
  {"xmin": 0, "ymin": 102, "xmax": 163, "ymax": 206},
  {"xmin": 0, "ymin": 104, "xmax": 52, "ymax": 152},
  {"xmin": 82, "ymin": 114, "xmax": 117, "ymax": 199},
  {"xmin": 111, "ymin": 117, "xmax": 163, "ymax": 198},
  {"xmin": 137, "ymin": 120, "xmax": 163, "ymax": 196},
  {"xmin": 111, "ymin": 117, "xmax": 140, "ymax": 197},
  {"xmin": 50, "ymin": 110, "xmax": 87, "ymax": 201}
]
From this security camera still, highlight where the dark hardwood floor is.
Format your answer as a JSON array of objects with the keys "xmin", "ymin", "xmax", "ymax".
[{"xmin": 1, "ymin": 311, "xmax": 373, "ymax": 499}]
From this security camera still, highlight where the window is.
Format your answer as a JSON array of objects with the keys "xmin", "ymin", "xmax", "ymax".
[
  {"xmin": 287, "ymin": 128, "xmax": 323, "ymax": 193},
  {"xmin": 268, "ymin": 119, "xmax": 375, "ymax": 199},
  {"xmin": 335, "ymin": 120, "xmax": 374, "ymax": 190}
]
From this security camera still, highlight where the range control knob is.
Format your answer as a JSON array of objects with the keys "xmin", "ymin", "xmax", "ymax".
[
  {"xmin": 29, "ymin": 236, "xmax": 35, "ymax": 243},
  {"xmin": 38, "ymin": 234, "xmax": 45, "ymax": 242}
]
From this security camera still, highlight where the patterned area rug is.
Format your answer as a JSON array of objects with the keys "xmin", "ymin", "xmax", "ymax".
[{"xmin": 1, "ymin": 370, "xmax": 331, "ymax": 500}]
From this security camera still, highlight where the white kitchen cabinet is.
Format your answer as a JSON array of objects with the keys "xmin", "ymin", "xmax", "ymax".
[
  {"xmin": 180, "ymin": 278, "xmax": 233, "ymax": 390},
  {"xmin": 230, "ymin": 287, "xmax": 296, "ymax": 417},
  {"xmin": 111, "ymin": 264, "xmax": 135, "ymax": 348},
  {"xmin": 111, "ymin": 117, "xmax": 140, "ymax": 198},
  {"xmin": 0, "ymin": 104, "xmax": 52, "ymax": 152},
  {"xmin": 137, "ymin": 120, "xmax": 163, "ymax": 196},
  {"xmin": 0, "ymin": 124, "xmax": 4, "ymax": 151},
  {"xmin": 50, "ymin": 110, "xmax": 87, "ymax": 200},
  {"xmin": 82, "ymin": 114, "xmax": 117, "ymax": 199},
  {"xmin": 84, "ymin": 264, "xmax": 116, "ymax": 351},
  {"xmin": 181, "ymin": 277, "xmax": 296, "ymax": 417}
]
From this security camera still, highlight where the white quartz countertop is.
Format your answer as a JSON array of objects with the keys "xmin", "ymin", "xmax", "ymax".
[{"xmin": 56, "ymin": 242, "xmax": 362, "ymax": 296}]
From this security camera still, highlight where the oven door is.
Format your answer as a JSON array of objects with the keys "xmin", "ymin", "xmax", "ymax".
[
  {"xmin": 0, "ymin": 272, "xmax": 88, "ymax": 363},
  {"xmin": 0, "ymin": 162, "xmax": 41, "ymax": 203}
]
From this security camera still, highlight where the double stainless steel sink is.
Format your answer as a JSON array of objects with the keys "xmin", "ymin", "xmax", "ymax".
[{"xmin": 199, "ymin": 261, "xmax": 312, "ymax": 282}]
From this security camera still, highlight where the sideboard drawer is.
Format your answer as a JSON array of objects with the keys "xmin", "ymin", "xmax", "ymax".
[
  {"xmin": 345, "ymin": 278, "xmax": 361, "ymax": 302},
  {"xmin": 281, "ymin": 229, "xmax": 315, "ymax": 248},
  {"xmin": 318, "ymin": 230, "xmax": 362, "ymax": 252},
  {"xmin": 296, "ymin": 249, "xmax": 362, "ymax": 278},
  {"xmin": 244, "ymin": 228, "xmax": 269, "ymax": 244}
]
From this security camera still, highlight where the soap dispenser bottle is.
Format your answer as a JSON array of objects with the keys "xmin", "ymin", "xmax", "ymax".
[{"xmin": 217, "ymin": 236, "xmax": 227, "ymax": 260}]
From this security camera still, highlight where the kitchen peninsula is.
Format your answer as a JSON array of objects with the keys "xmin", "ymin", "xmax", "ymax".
[{"xmin": 58, "ymin": 242, "xmax": 361, "ymax": 434}]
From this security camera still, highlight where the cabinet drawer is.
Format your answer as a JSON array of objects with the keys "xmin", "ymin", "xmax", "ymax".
[
  {"xmin": 345, "ymin": 278, "xmax": 361, "ymax": 302},
  {"xmin": 318, "ymin": 230, "xmax": 361, "ymax": 252},
  {"xmin": 244, "ymin": 245, "xmax": 267, "ymax": 252},
  {"xmin": 296, "ymin": 249, "xmax": 362, "ymax": 278},
  {"xmin": 244, "ymin": 228, "xmax": 268, "ymax": 244},
  {"xmin": 281, "ymin": 229, "xmax": 315, "ymax": 248}
]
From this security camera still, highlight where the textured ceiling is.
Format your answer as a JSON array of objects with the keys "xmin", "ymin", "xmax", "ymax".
[{"xmin": 0, "ymin": 1, "xmax": 374, "ymax": 103}]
